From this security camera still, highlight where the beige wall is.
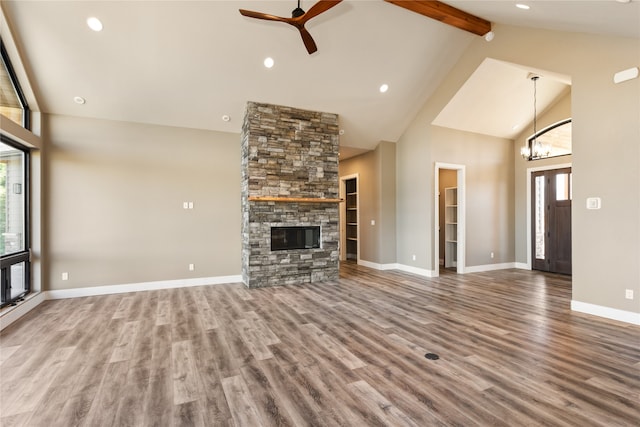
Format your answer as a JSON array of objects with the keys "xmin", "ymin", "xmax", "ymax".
[
  {"xmin": 43, "ymin": 114, "xmax": 241, "ymax": 290},
  {"xmin": 395, "ymin": 124, "xmax": 513, "ymax": 271},
  {"xmin": 397, "ymin": 24, "xmax": 639, "ymax": 314},
  {"xmin": 378, "ymin": 141, "xmax": 397, "ymax": 264},
  {"xmin": 432, "ymin": 127, "xmax": 515, "ymax": 268},
  {"xmin": 339, "ymin": 141, "xmax": 396, "ymax": 265}
]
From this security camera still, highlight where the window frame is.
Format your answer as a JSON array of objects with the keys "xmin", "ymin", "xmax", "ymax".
[
  {"xmin": 526, "ymin": 118, "xmax": 572, "ymax": 161},
  {"xmin": 0, "ymin": 134, "xmax": 30, "ymax": 308},
  {"xmin": 1, "ymin": 38, "xmax": 31, "ymax": 130}
]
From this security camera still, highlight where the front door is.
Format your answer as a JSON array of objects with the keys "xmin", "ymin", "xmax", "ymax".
[{"xmin": 531, "ymin": 167, "xmax": 572, "ymax": 275}]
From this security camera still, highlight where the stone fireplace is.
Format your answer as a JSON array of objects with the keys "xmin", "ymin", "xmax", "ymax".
[{"xmin": 241, "ymin": 102, "xmax": 340, "ymax": 288}]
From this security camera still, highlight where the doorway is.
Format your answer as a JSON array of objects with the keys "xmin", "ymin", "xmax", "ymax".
[
  {"xmin": 439, "ymin": 169, "xmax": 457, "ymax": 270},
  {"xmin": 339, "ymin": 174, "xmax": 359, "ymax": 262},
  {"xmin": 434, "ymin": 163, "xmax": 465, "ymax": 277},
  {"xmin": 531, "ymin": 167, "xmax": 572, "ymax": 275}
]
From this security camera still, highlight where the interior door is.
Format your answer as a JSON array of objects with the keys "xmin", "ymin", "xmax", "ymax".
[{"xmin": 531, "ymin": 167, "xmax": 572, "ymax": 275}]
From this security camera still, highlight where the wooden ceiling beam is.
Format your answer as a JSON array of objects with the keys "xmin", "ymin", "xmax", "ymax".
[{"xmin": 384, "ymin": 0, "xmax": 491, "ymax": 36}]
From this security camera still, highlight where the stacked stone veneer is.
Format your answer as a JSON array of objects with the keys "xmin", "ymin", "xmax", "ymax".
[{"xmin": 241, "ymin": 101, "xmax": 339, "ymax": 288}]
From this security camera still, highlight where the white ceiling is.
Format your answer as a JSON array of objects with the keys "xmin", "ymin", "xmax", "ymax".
[
  {"xmin": 1, "ymin": 1, "xmax": 639, "ymax": 156},
  {"xmin": 433, "ymin": 58, "xmax": 571, "ymax": 139}
]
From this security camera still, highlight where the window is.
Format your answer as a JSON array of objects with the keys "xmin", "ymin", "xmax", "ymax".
[
  {"xmin": 1, "ymin": 39, "xmax": 30, "ymax": 129},
  {"xmin": 1, "ymin": 136, "xmax": 30, "ymax": 307},
  {"xmin": 526, "ymin": 119, "xmax": 572, "ymax": 160}
]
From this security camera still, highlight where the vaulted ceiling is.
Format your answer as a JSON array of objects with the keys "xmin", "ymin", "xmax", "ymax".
[{"xmin": 1, "ymin": 1, "xmax": 638, "ymax": 156}]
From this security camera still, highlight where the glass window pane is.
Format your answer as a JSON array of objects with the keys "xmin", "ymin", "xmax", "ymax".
[
  {"xmin": 1, "ymin": 141, "xmax": 25, "ymax": 255},
  {"xmin": 569, "ymin": 173, "xmax": 572, "ymax": 200},
  {"xmin": 0, "ymin": 50, "xmax": 24, "ymax": 127},
  {"xmin": 535, "ymin": 176, "xmax": 545, "ymax": 260},
  {"xmin": 556, "ymin": 173, "xmax": 570, "ymax": 201},
  {"xmin": 10, "ymin": 262, "xmax": 27, "ymax": 300},
  {"xmin": 528, "ymin": 120, "xmax": 572, "ymax": 160},
  {"xmin": 0, "ymin": 261, "xmax": 27, "ymax": 305},
  {"xmin": 537, "ymin": 121, "xmax": 572, "ymax": 157}
]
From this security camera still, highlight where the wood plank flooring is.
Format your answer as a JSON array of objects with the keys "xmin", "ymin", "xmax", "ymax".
[{"xmin": 1, "ymin": 263, "xmax": 639, "ymax": 426}]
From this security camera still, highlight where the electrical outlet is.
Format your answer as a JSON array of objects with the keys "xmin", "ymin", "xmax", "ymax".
[
  {"xmin": 491, "ymin": 252, "xmax": 494, "ymax": 259},
  {"xmin": 412, "ymin": 254, "xmax": 416, "ymax": 261},
  {"xmin": 189, "ymin": 264, "xmax": 195, "ymax": 271},
  {"xmin": 183, "ymin": 202, "xmax": 189, "ymax": 209},
  {"xmin": 371, "ymin": 219, "xmax": 375, "ymax": 226},
  {"xmin": 188, "ymin": 202, "xmax": 194, "ymax": 209},
  {"xmin": 625, "ymin": 289, "xmax": 634, "ymax": 300},
  {"xmin": 62, "ymin": 272, "xmax": 69, "ymax": 281}
]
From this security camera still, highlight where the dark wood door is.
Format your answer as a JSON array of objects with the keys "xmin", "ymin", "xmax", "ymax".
[{"xmin": 531, "ymin": 168, "xmax": 572, "ymax": 275}]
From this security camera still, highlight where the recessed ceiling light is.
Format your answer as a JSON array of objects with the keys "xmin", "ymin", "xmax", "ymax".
[
  {"xmin": 484, "ymin": 31, "xmax": 495, "ymax": 42},
  {"xmin": 264, "ymin": 57, "xmax": 274, "ymax": 68},
  {"xmin": 74, "ymin": 96, "xmax": 86, "ymax": 105},
  {"xmin": 515, "ymin": 4, "xmax": 530, "ymax": 10},
  {"xmin": 379, "ymin": 84, "xmax": 389, "ymax": 93},
  {"xmin": 222, "ymin": 114, "xmax": 231, "ymax": 122},
  {"xmin": 87, "ymin": 17, "xmax": 103, "ymax": 32}
]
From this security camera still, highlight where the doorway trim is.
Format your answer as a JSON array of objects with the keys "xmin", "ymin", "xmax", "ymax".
[
  {"xmin": 339, "ymin": 173, "xmax": 360, "ymax": 263},
  {"xmin": 434, "ymin": 163, "xmax": 465, "ymax": 277},
  {"xmin": 525, "ymin": 162, "xmax": 572, "ymax": 270}
]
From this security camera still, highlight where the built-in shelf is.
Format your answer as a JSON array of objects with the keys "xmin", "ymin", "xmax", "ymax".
[
  {"xmin": 445, "ymin": 187, "xmax": 458, "ymax": 268},
  {"xmin": 345, "ymin": 178, "xmax": 358, "ymax": 260},
  {"xmin": 248, "ymin": 196, "xmax": 343, "ymax": 203}
]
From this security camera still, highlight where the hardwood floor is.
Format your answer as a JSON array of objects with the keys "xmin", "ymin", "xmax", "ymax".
[{"xmin": 1, "ymin": 263, "xmax": 639, "ymax": 426}]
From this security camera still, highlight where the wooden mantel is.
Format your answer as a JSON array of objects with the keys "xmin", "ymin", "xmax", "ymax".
[{"xmin": 248, "ymin": 196, "xmax": 343, "ymax": 204}]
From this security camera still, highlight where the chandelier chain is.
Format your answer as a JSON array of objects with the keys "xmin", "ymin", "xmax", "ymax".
[{"xmin": 532, "ymin": 75, "xmax": 539, "ymax": 148}]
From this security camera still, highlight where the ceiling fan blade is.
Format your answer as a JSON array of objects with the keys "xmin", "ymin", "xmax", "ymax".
[
  {"xmin": 239, "ymin": 9, "xmax": 290, "ymax": 24},
  {"xmin": 240, "ymin": 1, "xmax": 343, "ymax": 55},
  {"xmin": 300, "ymin": 0, "xmax": 342, "ymax": 22},
  {"xmin": 298, "ymin": 27, "xmax": 318, "ymax": 54}
]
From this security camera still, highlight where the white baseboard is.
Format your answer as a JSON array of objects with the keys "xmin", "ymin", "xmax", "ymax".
[
  {"xmin": 464, "ymin": 262, "xmax": 517, "ymax": 273},
  {"xmin": 357, "ymin": 260, "xmax": 435, "ymax": 277},
  {"xmin": 46, "ymin": 275, "xmax": 242, "ymax": 300},
  {"xmin": 515, "ymin": 262, "xmax": 530, "ymax": 270},
  {"xmin": 571, "ymin": 300, "xmax": 640, "ymax": 325},
  {"xmin": 394, "ymin": 263, "xmax": 436, "ymax": 278},
  {"xmin": 357, "ymin": 259, "xmax": 397, "ymax": 271},
  {"xmin": 0, "ymin": 292, "xmax": 47, "ymax": 331},
  {"xmin": 0, "ymin": 275, "xmax": 241, "ymax": 331}
]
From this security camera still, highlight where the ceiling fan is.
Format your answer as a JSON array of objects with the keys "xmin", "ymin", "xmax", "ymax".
[{"xmin": 239, "ymin": 0, "xmax": 343, "ymax": 55}]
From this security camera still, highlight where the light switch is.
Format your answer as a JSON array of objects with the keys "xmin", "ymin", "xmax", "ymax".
[
  {"xmin": 371, "ymin": 220, "xmax": 375, "ymax": 226},
  {"xmin": 183, "ymin": 202, "xmax": 189, "ymax": 209},
  {"xmin": 188, "ymin": 202, "xmax": 194, "ymax": 209},
  {"xmin": 586, "ymin": 197, "xmax": 601, "ymax": 210}
]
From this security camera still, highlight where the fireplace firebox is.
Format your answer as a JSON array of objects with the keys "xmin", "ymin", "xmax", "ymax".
[{"xmin": 271, "ymin": 226, "xmax": 320, "ymax": 251}]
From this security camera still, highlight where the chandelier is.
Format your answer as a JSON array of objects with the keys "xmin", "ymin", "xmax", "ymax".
[{"xmin": 521, "ymin": 74, "xmax": 551, "ymax": 160}]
